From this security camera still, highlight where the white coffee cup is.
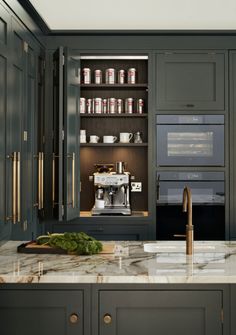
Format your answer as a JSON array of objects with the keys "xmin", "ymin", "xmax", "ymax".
[
  {"xmin": 119, "ymin": 132, "xmax": 133, "ymax": 143},
  {"xmin": 90, "ymin": 135, "xmax": 99, "ymax": 143},
  {"xmin": 95, "ymin": 199, "xmax": 105, "ymax": 209},
  {"xmin": 80, "ymin": 134, "xmax": 86, "ymax": 143},
  {"xmin": 80, "ymin": 129, "xmax": 86, "ymax": 135},
  {"xmin": 103, "ymin": 135, "xmax": 117, "ymax": 143}
]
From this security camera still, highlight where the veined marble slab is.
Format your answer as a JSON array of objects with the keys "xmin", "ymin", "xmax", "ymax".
[{"xmin": 1, "ymin": 241, "xmax": 236, "ymax": 284}]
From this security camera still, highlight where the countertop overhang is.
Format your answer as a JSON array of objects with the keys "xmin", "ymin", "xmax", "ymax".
[{"xmin": 1, "ymin": 241, "xmax": 236, "ymax": 284}]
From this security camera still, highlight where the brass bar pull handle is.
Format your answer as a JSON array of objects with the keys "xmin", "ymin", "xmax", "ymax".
[
  {"xmin": 37, "ymin": 153, "xmax": 41, "ymax": 209},
  {"xmin": 72, "ymin": 152, "xmax": 75, "ymax": 208},
  {"xmin": 67, "ymin": 153, "xmax": 75, "ymax": 208},
  {"xmin": 173, "ymin": 234, "xmax": 186, "ymax": 238},
  {"xmin": 41, "ymin": 152, "xmax": 44, "ymax": 209},
  {"xmin": 12, "ymin": 152, "xmax": 17, "ymax": 223},
  {"xmin": 38, "ymin": 152, "xmax": 44, "ymax": 210},
  {"xmin": 17, "ymin": 152, "xmax": 20, "ymax": 223},
  {"xmin": 52, "ymin": 153, "xmax": 55, "ymax": 208}
]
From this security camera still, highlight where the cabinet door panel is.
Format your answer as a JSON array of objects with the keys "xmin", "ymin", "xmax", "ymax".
[
  {"xmin": 63, "ymin": 48, "xmax": 80, "ymax": 220},
  {"xmin": 156, "ymin": 52, "xmax": 225, "ymax": 110},
  {"xmin": 0, "ymin": 54, "xmax": 6, "ymax": 232},
  {"xmin": 0, "ymin": 290, "xmax": 83, "ymax": 335},
  {"xmin": 229, "ymin": 51, "xmax": 236, "ymax": 239},
  {"xmin": 24, "ymin": 44, "xmax": 36, "ymax": 231},
  {"xmin": 9, "ymin": 19, "xmax": 26, "ymax": 238},
  {"xmin": 53, "ymin": 47, "xmax": 64, "ymax": 220},
  {"xmin": 99, "ymin": 290, "xmax": 222, "ymax": 335},
  {"xmin": 53, "ymin": 48, "xmax": 80, "ymax": 221},
  {"xmin": 231, "ymin": 285, "xmax": 236, "ymax": 334}
]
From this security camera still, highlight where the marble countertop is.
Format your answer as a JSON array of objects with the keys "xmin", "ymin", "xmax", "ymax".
[{"xmin": 1, "ymin": 240, "xmax": 236, "ymax": 284}]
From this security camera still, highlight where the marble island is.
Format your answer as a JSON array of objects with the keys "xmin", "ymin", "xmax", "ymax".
[{"xmin": 1, "ymin": 240, "xmax": 236, "ymax": 284}]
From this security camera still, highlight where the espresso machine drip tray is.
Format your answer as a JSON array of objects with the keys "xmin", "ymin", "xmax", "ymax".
[{"xmin": 92, "ymin": 207, "xmax": 131, "ymax": 216}]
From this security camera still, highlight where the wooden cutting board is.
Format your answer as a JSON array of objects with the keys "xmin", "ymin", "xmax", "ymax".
[{"xmin": 17, "ymin": 241, "xmax": 115, "ymax": 255}]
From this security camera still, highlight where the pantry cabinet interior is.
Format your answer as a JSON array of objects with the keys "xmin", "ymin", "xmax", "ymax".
[{"xmin": 79, "ymin": 55, "xmax": 149, "ymax": 218}]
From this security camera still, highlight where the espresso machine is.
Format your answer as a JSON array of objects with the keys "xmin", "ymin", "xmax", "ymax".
[{"xmin": 90, "ymin": 162, "xmax": 132, "ymax": 215}]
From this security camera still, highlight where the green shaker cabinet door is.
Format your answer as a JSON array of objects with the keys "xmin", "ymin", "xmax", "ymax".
[
  {"xmin": 0, "ymin": 3, "xmax": 11, "ymax": 240},
  {"xmin": 231, "ymin": 285, "xmax": 236, "ymax": 335},
  {"xmin": 99, "ymin": 290, "xmax": 222, "ymax": 335},
  {"xmin": 53, "ymin": 48, "xmax": 80, "ymax": 221},
  {"xmin": 156, "ymin": 52, "xmax": 225, "ymax": 110},
  {"xmin": 229, "ymin": 51, "xmax": 236, "ymax": 239},
  {"xmin": 0, "ymin": 290, "xmax": 84, "ymax": 335}
]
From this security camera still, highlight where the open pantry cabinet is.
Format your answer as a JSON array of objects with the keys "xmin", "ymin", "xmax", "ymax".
[
  {"xmin": 52, "ymin": 49, "xmax": 154, "ymax": 240},
  {"xmin": 79, "ymin": 55, "xmax": 149, "ymax": 218}
]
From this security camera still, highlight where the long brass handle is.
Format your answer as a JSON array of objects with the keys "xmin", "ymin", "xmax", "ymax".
[
  {"xmin": 52, "ymin": 153, "xmax": 55, "ymax": 208},
  {"xmin": 40, "ymin": 152, "xmax": 44, "ymax": 209},
  {"xmin": 12, "ymin": 152, "xmax": 17, "ymax": 223},
  {"xmin": 67, "ymin": 153, "xmax": 75, "ymax": 208},
  {"xmin": 38, "ymin": 152, "xmax": 44, "ymax": 210},
  {"xmin": 17, "ymin": 152, "xmax": 20, "ymax": 223},
  {"xmin": 72, "ymin": 152, "xmax": 75, "ymax": 208}
]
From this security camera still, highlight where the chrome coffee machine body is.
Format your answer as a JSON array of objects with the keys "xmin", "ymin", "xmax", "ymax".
[{"xmin": 90, "ymin": 162, "xmax": 132, "ymax": 215}]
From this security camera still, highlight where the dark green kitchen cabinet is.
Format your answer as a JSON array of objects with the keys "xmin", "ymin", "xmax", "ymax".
[
  {"xmin": 9, "ymin": 17, "xmax": 38, "ymax": 239},
  {"xmin": 229, "ymin": 51, "xmax": 236, "ymax": 240},
  {"xmin": 0, "ymin": 1, "xmax": 45, "ymax": 242},
  {"xmin": 51, "ymin": 222, "xmax": 149, "ymax": 240},
  {"xmin": 155, "ymin": 51, "xmax": 225, "ymax": 110},
  {"xmin": 0, "ymin": 1, "xmax": 11, "ymax": 241},
  {"xmin": 0, "ymin": 289, "xmax": 86, "ymax": 335},
  {"xmin": 52, "ymin": 47, "xmax": 80, "ymax": 221},
  {"xmin": 99, "ymin": 290, "xmax": 223, "ymax": 335},
  {"xmin": 231, "ymin": 285, "xmax": 236, "ymax": 334}
]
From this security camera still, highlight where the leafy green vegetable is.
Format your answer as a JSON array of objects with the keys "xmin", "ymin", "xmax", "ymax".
[{"xmin": 36, "ymin": 232, "xmax": 103, "ymax": 255}]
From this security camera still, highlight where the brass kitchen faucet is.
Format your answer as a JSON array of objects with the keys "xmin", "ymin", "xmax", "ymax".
[{"xmin": 174, "ymin": 186, "xmax": 194, "ymax": 255}]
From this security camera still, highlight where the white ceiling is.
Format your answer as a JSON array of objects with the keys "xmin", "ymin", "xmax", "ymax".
[{"xmin": 29, "ymin": 0, "xmax": 236, "ymax": 30}]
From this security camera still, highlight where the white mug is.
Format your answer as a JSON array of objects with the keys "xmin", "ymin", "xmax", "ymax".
[
  {"xmin": 119, "ymin": 132, "xmax": 133, "ymax": 143},
  {"xmin": 80, "ymin": 134, "xmax": 86, "ymax": 143},
  {"xmin": 95, "ymin": 199, "xmax": 105, "ymax": 209},
  {"xmin": 80, "ymin": 129, "xmax": 86, "ymax": 135},
  {"xmin": 103, "ymin": 135, "xmax": 117, "ymax": 143},
  {"xmin": 90, "ymin": 135, "xmax": 99, "ymax": 143}
]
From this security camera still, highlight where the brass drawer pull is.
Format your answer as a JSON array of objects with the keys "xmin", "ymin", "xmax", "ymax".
[
  {"xmin": 103, "ymin": 313, "xmax": 112, "ymax": 324},
  {"xmin": 69, "ymin": 313, "xmax": 79, "ymax": 324}
]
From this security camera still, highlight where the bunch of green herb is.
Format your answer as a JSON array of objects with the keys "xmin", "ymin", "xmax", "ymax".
[{"xmin": 36, "ymin": 232, "xmax": 103, "ymax": 255}]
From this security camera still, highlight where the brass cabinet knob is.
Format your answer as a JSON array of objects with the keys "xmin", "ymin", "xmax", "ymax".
[
  {"xmin": 69, "ymin": 313, "xmax": 79, "ymax": 324},
  {"xmin": 103, "ymin": 313, "xmax": 112, "ymax": 324}
]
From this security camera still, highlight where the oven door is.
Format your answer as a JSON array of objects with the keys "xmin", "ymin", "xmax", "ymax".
[
  {"xmin": 157, "ymin": 172, "xmax": 225, "ymax": 205},
  {"xmin": 156, "ymin": 115, "xmax": 224, "ymax": 166}
]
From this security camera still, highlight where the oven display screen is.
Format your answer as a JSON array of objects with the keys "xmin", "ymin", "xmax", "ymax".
[{"xmin": 167, "ymin": 132, "xmax": 213, "ymax": 157}]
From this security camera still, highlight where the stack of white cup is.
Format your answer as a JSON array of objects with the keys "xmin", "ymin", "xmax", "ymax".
[{"xmin": 80, "ymin": 129, "xmax": 86, "ymax": 143}]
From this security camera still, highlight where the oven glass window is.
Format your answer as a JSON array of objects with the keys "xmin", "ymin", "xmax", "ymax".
[
  {"xmin": 167, "ymin": 132, "xmax": 213, "ymax": 157},
  {"xmin": 168, "ymin": 188, "xmax": 214, "ymax": 203}
]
